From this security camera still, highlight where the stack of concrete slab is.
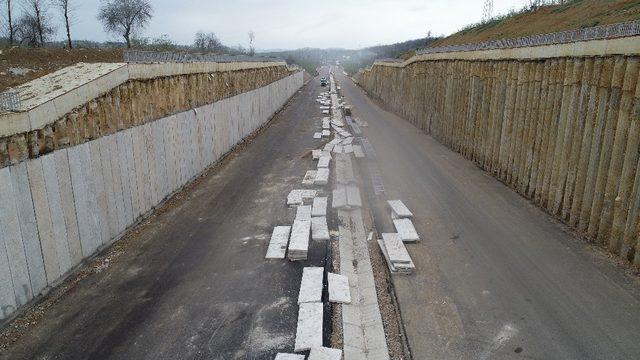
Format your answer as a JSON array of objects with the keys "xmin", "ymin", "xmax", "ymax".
[
  {"xmin": 378, "ymin": 233, "xmax": 415, "ymax": 274},
  {"xmin": 314, "ymin": 168, "xmax": 330, "ymax": 185},
  {"xmin": 288, "ymin": 219, "xmax": 311, "ymax": 261},
  {"xmin": 308, "ymin": 347, "xmax": 343, "ymax": 360},
  {"xmin": 287, "ymin": 189, "xmax": 317, "ymax": 206},
  {"xmin": 294, "ymin": 302, "xmax": 323, "ymax": 351},
  {"xmin": 265, "ymin": 226, "xmax": 291, "ymax": 259},
  {"xmin": 393, "ymin": 218, "xmax": 420, "ymax": 242},
  {"xmin": 298, "ymin": 267, "xmax": 323, "ymax": 303},
  {"xmin": 328, "ymin": 272, "xmax": 351, "ymax": 304}
]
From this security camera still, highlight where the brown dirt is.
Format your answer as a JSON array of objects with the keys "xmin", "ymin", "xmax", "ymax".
[
  {"xmin": 431, "ymin": 0, "xmax": 640, "ymax": 47},
  {"xmin": 0, "ymin": 48, "xmax": 123, "ymax": 92}
]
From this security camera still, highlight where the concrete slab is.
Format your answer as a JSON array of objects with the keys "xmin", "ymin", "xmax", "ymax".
[
  {"xmin": 288, "ymin": 219, "xmax": 311, "ymax": 261},
  {"xmin": 342, "ymin": 137, "xmax": 354, "ymax": 145},
  {"xmin": 317, "ymin": 156, "xmax": 331, "ymax": 168},
  {"xmin": 321, "ymin": 130, "xmax": 331, "ymax": 138},
  {"xmin": 393, "ymin": 218, "xmax": 420, "ymax": 242},
  {"xmin": 314, "ymin": 168, "xmax": 330, "ymax": 185},
  {"xmin": 381, "ymin": 233, "xmax": 412, "ymax": 264},
  {"xmin": 333, "ymin": 145, "xmax": 343, "ymax": 154},
  {"xmin": 296, "ymin": 205, "xmax": 312, "ymax": 221},
  {"xmin": 353, "ymin": 145, "xmax": 365, "ymax": 158},
  {"xmin": 275, "ymin": 354, "xmax": 305, "ymax": 360},
  {"xmin": 311, "ymin": 216, "xmax": 330, "ymax": 241},
  {"xmin": 266, "ymin": 226, "xmax": 291, "ymax": 259},
  {"xmin": 303, "ymin": 170, "xmax": 317, "ymax": 185},
  {"xmin": 387, "ymin": 200, "xmax": 413, "ymax": 218},
  {"xmin": 314, "ymin": 132, "xmax": 322, "ymax": 139},
  {"xmin": 312, "ymin": 150, "xmax": 322, "ymax": 160},
  {"xmin": 343, "ymin": 144, "xmax": 353, "ymax": 154},
  {"xmin": 294, "ymin": 302, "xmax": 323, "ymax": 352},
  {"xmin": 311, "ymin": 197, "xmax": 327, "ymax": 217},
  {"xmin": 287, "ymin": 189, "xmax": 317, "ymax": 206},
  {"xmin": 308, "ymin": 347, "xmax": 343, "ymax": 360},
  {"xmin": 298, "ymin": 267, "xmax": 323, "ymax": 304},
  {"xmin": 332, "ymin": 187, "xmax": 347, "ymax": 209},
  {"xmin": 328, "ymin": 273, "xmax": 351, "ymax": 304},
  {"xmin": 346, "ymin": 185, "xmax": 362, "ymax": 208}
]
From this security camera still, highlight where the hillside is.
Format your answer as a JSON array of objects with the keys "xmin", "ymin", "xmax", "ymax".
[{"xmin": 431, "ymin": 0, "xmax": 640, "ymax": 48}]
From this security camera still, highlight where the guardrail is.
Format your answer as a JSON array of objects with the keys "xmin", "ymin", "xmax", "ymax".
[
  {"xmin": 416, "ymin": 19, "xmax": 640, "ymax": 55},
  {"xmin": 123, "ymin": 50, "xmax": 284, "ymax": 64}
]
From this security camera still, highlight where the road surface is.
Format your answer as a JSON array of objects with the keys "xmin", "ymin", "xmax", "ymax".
[
  {"xmin": 1, "ymin": 71, "xmax": 333, "ymax": 360},
  {"xmin": 334, "ymin": 69, "xmax": 640, "ymax": 360}
]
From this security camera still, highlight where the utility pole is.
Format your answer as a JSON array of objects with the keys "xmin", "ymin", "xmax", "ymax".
[{"xmin": 482, "ymin": 0, "xmax": 494, "ymax": 22}]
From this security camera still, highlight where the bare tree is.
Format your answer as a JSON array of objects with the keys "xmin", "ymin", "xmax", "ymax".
[
  {"xmin": 5, "ymin": 0, "xmax": 15, "ymax": 45},
  {"xmin": 97, "ymin": 0, "xmax": 153, "ymax": 48},
  {"xmin": 17, "ymin": 0, "xmax": 55, "ymax": 47},
  {"xmin": 193, "ymin": 31, "xmax": 224, "ymax": 53},
  {"xmin": 52, "ymin": 0, "xmax": 75, "ymax": 48},
  {"xmin": 248, "ymin": 30, "xmax": 255, "ymax": 56}
]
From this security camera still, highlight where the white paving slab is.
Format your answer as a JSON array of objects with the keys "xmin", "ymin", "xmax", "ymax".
[
  {"xmin": 309, "ymin": 347, "xmax": 343, "ymax": 360},
  {"xmin": 265, "ymin": 226, "xmax": 291, "ymax": 259},
  {"xmin": 315, "ymin": 168, "xmax": 330, "ymax": 185},
  {"xmin": 388, "ymin": 200, "xmax": 413, "ymax": 218},
  {"xmin": 317, "ymin": 156, "xmax": 330, "ymax": 168},
  {"xmin": 381, "ymin": 233, "xmax": 412, "ymax": 264},
  {"xmin": 321, "ymin": 130, "xmax": 330, "ymax": 138},
  {"xmin": 275, "ymin": 354, "xmax": 305, "ymax": 360},
  {"xmin": 332, "ymin": 187, "xmax": 347, "ymax": 209},
  {"xmin": 294, "ymin": 302, "xmax": 323, "ymax": 352},
  {"xmin": 311, "ymin": 216, "xmax": 330, "ymax": 241},
  {"xmin": 298, "ymin": 267, "xmax": 323, "ymax": 304},
  {"xmin": 296, "ymin": 205, "xmax": 312, "ymax": 221},
  {"xmin": 313, "ymin": 132, "xmax": 322, "ymax": 139},
  {"xmin": 287, "ymin": 189, "xmax": 317, "ymax": 206},
  {"xmin": 328, "ymin": 272, "xmax": 351, "ymax": 304},
  {"xmin": 346, "ymin": 185, "xmax": 362, "ymax": 208},
  {"xmin": 393, "ymin": 218, "xmax": 420, "ymax": 242},
  {"xmin": 311, "ymin": 197, "xmax": 327, "ymax": 217},
  {"xmin": 353, "ymin": 145, "xmax": 365, "ymax": 158},
  {"xmin": 303, "ymin": 170, "xmax": 317, "ymax": 185},
  {"xmin": 288, "ymin": 219, "xmax": 311, "ymax": 261}
]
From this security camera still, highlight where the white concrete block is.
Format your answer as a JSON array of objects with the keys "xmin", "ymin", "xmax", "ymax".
[
  {"xmin": 68, "ymin": 144, "xmax": 100, "ymax": 257},
  {"xmin": 321, "ymin": 130, "xmax": 330, "ymax": 138},
  {"xmin": 346, "ymin": 185, "xmax": 362, "ymax": 208},
  {"xmin": 332, "ymin": 187, "xmax": 347, "ymax": 209},
  {"xmin": 314, "ymin": 132, "xmax": 322, "ymax": 139},
  {"xmin": 311, "ymin": 216, "xmax": 330, "ymax": 241},
  {"xmin": 343, "ymin": 144, "xmax": 353, "ymax": 154},
  {"xmin": 388, "ymin": 200, "xmax": 413, "ymax": 218},
  {"xmin": 275, "ymin": 354, "xmax": 305, "ymax": 360},
  {"xmin": 328, "ymin": 273, "xmax": 351, "ymax": 304},
  {"xmin": 303, "ymin": 170, "xmax": 317, "ymax": 185},
  {"xmin": 296, "ymin": 205, "xmax": 312, "ymax": 221},
  {"xmin": 315, "ymin": 168, "xmax": 330, "ymax": 185},
  {"xmin": 0, "ymin": 168, "xmax": 32, "ymax": 306},
  {"xmin": 311, "ymin": 197, "xmax": 327, "ymax": 217},
  {"xmin": 317, "ymin": 156, "xmax": 331, "ymax": 168},
  {"xmin": 381, "ymin": 233, "xmax": 412, "ymax": 264},
  {"xmin": 298, "ymin": 267, "xmax": 323, "ymax": 304},
  {"xmin": 353, "ymin": 145, "xmax": 365, "ymax": 158},
  {"xmin": 393, "ymin": 218, "xmax": 420, "ymax": 242},
  {"xmin": 294, "ymin": 302, "xmax": 323, "ymax": 352},
  {"xmin": 266, "ymin": 226, "xmax": 291, "ymax": 259},
  {"xmin": 288, "ymin": 219, "xmax": 311, "ymax": 261},
  {"xmin": 342, "ymin": 137, "xmax": 354, "ymax": 145},
  {"xmin": 333, "ymin": 145, "xmax": 343, "ymax": 154},
  {"xmin": 287, "ymin": 189, "xmax": 317, "ymax": 206},
  {"xmin": 9, "ymin": 163, "xmax": 47, "ymax": 295},
  {"xmin": 309, "ymin": 347, "xmax": 343, "ymax": 360}
]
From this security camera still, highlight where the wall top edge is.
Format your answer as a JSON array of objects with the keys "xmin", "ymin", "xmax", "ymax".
[
  {"xmin": 369, "ymin": 36, "xmax": 640, "ymax": 70},
  {"xmin": 0, "ymin": 60, "xmax": 290, "ymax": 138}
]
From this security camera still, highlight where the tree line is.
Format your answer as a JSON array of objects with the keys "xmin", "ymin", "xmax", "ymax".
[{"xmin": 2, "ymin": 0, "xmax": 257, "ymax": 54}]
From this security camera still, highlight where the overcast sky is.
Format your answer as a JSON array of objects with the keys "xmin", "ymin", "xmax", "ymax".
[{"xmin": 39, "ymin": 0, "xmax": 531, "ymax": 50}]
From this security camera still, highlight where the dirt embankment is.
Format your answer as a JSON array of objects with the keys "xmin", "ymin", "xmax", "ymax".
[
  {"xmin": 0, "ymin": 48, "xmax": 123, "ymax": 92},
  {"xmin": 431, "ymin": 0, "xmax": 640, "ymax": 47}
]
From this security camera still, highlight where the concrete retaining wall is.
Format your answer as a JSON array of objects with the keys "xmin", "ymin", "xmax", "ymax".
[
  {"xmin": 356, "ymin": 38, "xmax": 640, "ymax": 267},
  {"xmin": 0, "ymin": 71, "xmax": 303, "ymax": 321}
]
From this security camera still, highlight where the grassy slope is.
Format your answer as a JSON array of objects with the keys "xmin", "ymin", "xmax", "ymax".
[{"xmin": 431, "ymin": 0, "xmax": 640, "ymax": 48}]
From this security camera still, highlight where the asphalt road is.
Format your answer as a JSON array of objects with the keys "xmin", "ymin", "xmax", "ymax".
[
  {"xmin": 334, "ymin": 69, "xmax": 640, "ymax": 360},
  {"xmin": 1, "ymin": 71, "xmax": 332, "ymax": 360}
]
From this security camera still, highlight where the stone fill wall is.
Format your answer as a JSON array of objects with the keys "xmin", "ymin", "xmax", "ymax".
[
  {"xmin": 356, "ymin": 40, "xmax": 640, "ymax": 267},
  {"xmin": 0, "ymin": 67, "xmax": 303, "ymax": 322}
]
